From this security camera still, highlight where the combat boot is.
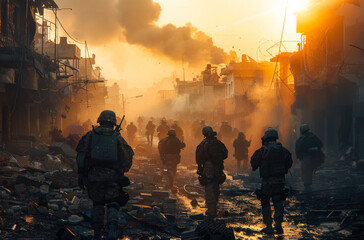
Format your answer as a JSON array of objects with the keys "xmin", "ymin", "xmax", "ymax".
[
  {"xmin": 274, "ymin": 220, "xmax": 284, "ymax": 234},
  {"xmin": 260, "ymin": 225, "xmax": 274, "ymax": 235}
]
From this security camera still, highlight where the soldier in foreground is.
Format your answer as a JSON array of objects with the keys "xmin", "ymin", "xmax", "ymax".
[
  {"xmin": 76, "ymin": 111, "xmax": 134, "ymax": 240},
  {"xmin": 251, "ymin": 128, "xmax": 292, "ymax": 235},
  {"xmin": 295, "ymin": 124, "xmax": 324, "ymax": 192},
  {"xmin": 196, "ymin": 126, "xmax": 228, "ymax": 219},
  {"xmin": 233, "ymin": 131, "xmax": 251, "ymax": 173},
  {"xmin": 158, "ymin": 129, "xmax": 186, "ymax": 191},
  {"xmin": 145, "ymin": 119, "xmax": 156, "ymax": 146}
]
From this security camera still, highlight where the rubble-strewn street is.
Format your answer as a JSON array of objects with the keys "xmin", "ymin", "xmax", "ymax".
[{"xmin": 1, "ymin": 140, "xmax": 363, "ymax": 239}]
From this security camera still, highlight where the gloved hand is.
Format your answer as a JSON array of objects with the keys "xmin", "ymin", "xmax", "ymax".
[{"xmin": 78, "ymin": 175, "xmax": 85, "ymax": 190}]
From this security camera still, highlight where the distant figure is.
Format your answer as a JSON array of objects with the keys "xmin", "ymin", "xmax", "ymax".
[
  {"xmin": 171, "ymin": 121, "xmax": 184, "ymax": 140},
  {"xmin": 126, "ymin": 122, "xmax": 138, "ymax": 146},
  {"xmin": 145, "ymin": 120, "xmax": 156, "ymax": 146},
  {"xmin": 137, "ymin": 116, "xmax": 144, "ymax": 134},
  {"xmin": 219, "ymin": 121, "xmax": 233, "ymax": 142},
  {"xmin": 295, "ymin": 124, "xmax": 324, "ymax": 192},
  {"xmin": 158, "ymin": 129, "xmax": 186, "ymax": 191},
  {"xmin": 76, "ymin": 110, "xmax": 134, "ymax": 239},
  {"xmin": 194, "ymin": 120, "xmax": 206, "ymax": 140},
  {"xmin": 196, "ymin": 126, "xmax": 228, "ymax": 219},
  {"xmin": 233, "ymin": 132, "xmax": 251, "ymax": 173},
  {"xmin": 157, "ymin": 118, "xmax": 170, "ymax": 141},
  {"xmin": 251, "ymin": 128, "xmax": 292, "ymax": 235}
]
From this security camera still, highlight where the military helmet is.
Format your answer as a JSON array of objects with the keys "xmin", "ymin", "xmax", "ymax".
[
  {"xmin": 202, "ymin": 126, "xmax": 216, "ymax": 137},
  {"xmin": 97, "ymin": 110, "xmax": 117, "ymax": 125},
  {"xmin": 168, "ymin": 128, "xmax": 176, "ymax": 136},
  {"xmin": 262, "ymin": 128, "xmax": 278, "ymax": 141},
  {"xmin": 300, "ymin": 124, "xmax": 310, "ymax": 134}
]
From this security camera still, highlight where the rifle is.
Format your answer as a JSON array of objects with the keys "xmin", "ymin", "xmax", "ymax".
[{"xmin": 115, "ymin": 115, "xmax": 125, "ymax": 132}]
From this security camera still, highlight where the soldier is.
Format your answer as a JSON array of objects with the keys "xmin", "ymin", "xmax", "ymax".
[
  {"xmin": 126, "ymin": 122, "xmax": 138, "ymax": 146},
  {"xmin": 158, "ymin": 129, "xmax": 186, "ymax": 191},
  {"xmin": 295, "ymin": 124, "xmax": 324, "ymax": 192},
  {"xmin": 196, "ymin": 126, "xmax": 228, "ymax": 219},
  {"xmin": 219, "ymin": 121, "xmax": 233, "ymax": 142},
  {"xmin": 171, "ymin": 121, "xmax": 184, "ymax": 140},
  {"xmin": 157, "ymin": 118, "xmax": 170, "ymax": 141},
  {"xmin": 233, "ymin": 132, "xmax": 251, "ymax": 173},
  {"xmin": 251, "ymin": 128, "xmax": 292, "ymax": 234},
  {"xmin": 76, "ymin": 110, "xmax": 134, "ymax": 240},
  {"xmin": 137, "ymin": 116, "xmax": 144, "ymax": 134},
  {"xmin": 194, "ymin": 120, "xmax": 206, "ymax": 140},
  {"xmin": 145, "ymin": 120, "xmax": 156, "ymax": 146}
]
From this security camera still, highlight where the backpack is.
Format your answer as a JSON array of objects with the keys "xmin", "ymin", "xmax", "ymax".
[
  {"xmin": 261, "ymin": 142, "xmax": 286, "ymax": 178},
  {"xmin": 89, "ymin": 128, "xmax": 119, "ymax": 169}
]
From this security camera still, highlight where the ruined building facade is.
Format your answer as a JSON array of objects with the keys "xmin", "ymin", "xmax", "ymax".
[
  {"xmin": 291, "ymin": 2, "xmax": 364, "ymax": 159},
  {"xmin": 0, "ymin": 0, "xmax": 59, "ymax": 150}
]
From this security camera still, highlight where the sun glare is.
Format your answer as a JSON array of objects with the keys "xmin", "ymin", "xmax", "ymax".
[{"xmin": 290, "ymin": 0, "xmax": 309, "ymax": 13}]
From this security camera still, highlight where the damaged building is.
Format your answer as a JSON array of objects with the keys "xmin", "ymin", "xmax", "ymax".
[
  {"xmin": 290, "ymin": 1, "xmax": 364, "ymax": 159},
  {"xmin": 222, "ymin": 55, "xmax": 275, "ymax": 130},
  {"xmin": 0, "ymin": 0, "xmax": 59, "ymax": 150}
]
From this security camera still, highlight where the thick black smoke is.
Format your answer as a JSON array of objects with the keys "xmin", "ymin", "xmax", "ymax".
[{"xmin": 58, "ymin": 0, "xmax": 228, "ymax": 65}]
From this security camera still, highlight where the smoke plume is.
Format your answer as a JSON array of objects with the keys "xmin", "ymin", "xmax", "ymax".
[{"xmin": 58, "ymin": 0, "xmax": 228, "ymax": 65}]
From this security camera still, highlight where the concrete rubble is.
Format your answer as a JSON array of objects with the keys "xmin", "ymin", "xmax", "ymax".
[{"xmin": 0, "ymin": 143, "xmax": 363, "ymax": 239}]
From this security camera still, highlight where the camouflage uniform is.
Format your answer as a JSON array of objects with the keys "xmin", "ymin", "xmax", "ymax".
[
  {"xmin": 233, "ymin": 132, "xmax": 251, "ymax": 172},
  {"xmin": 295, "ymin": 124, "xmax": 324, "ymax": 191},
  {"xmin": 77, "ymin": 111, "xmax": 134, "ymax": 240},
  {"xmin": 251, "ymin": 128, "xmax": 292, "ymax": 234},
  {"xmin": 158, "ymin": 129, "xmax": 185, "ymax": 189},
  {"xmin": 196, "ymin": 126, "xmax": 228, "ymax": 218}
]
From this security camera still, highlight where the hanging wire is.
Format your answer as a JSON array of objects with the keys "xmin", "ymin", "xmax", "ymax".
[
  {"xmin": 269, "ymin": 0, "xmax": 289, "ymax": 90},
  {"xmin": 52, "ymin": 9, "xmax": 85, "ymax": 45}
]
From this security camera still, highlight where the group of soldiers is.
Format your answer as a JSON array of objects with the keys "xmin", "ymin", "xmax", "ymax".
[{"xmin": 76, "ymin": 110, "xmax": 324, "ymax": 239}]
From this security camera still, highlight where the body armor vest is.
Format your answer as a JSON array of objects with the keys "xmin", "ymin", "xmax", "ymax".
[
  {"xmin": 260, "ymin": 142, "xmax": 286, "ymax": 178},
  {"xmin": 89, "ymin": 128, "xmax": 119, "ymax": 169}
]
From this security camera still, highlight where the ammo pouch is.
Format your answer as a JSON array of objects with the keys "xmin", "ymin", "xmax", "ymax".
[{"xmin": 198, "ymin": 172, "xmax": 226, "ymax": 186}]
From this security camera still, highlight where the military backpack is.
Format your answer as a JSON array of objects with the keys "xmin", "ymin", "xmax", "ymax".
[
  {"xmin": 89, "ymin": 128, "xmax": 119, "ymax": 168},
  {"xmin": 260, "ymin": 142, "xmax": 286, "ymax": 178}
]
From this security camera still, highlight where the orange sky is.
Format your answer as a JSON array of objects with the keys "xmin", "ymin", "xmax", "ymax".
[{"xmin": 56, "ymin": 0, "xmax": 308, "ymax": 89}]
